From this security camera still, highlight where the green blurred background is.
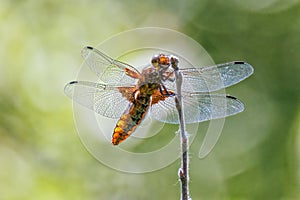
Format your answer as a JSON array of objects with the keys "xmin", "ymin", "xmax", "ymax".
[{"xmin": 1, "ymin": 0, "xmax": 300, "ymax": 199}]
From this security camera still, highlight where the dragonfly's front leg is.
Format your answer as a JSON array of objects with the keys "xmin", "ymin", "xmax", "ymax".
[
  {"xmin": 160, "ymin": 70, "xmax": 176, "ymax": 82},
  {"xmin": 159, "ymin": 84, "xmax": 175, "ymax": 97}
]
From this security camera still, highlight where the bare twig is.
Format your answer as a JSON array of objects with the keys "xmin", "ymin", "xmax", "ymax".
[{"xmin": 171, "ymin": 56, "xmax": 190, "ymax": 200}]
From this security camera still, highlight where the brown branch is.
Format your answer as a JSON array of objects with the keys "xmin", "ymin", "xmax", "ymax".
[{"xmin": 171, "ymin": 56, "xmax": 190, "ymax": 200}]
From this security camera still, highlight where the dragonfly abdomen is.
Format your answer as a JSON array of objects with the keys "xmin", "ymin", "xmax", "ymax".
[{"xmin": 112, "ymin": 87, "xmax": 155, "ymax": 145}]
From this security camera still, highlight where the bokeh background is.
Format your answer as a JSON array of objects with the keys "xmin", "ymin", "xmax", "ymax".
[{"xmin": 1, "ymin": 0, "xmax": 300, "ymax": 199}]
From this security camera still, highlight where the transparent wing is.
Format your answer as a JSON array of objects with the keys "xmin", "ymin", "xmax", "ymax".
[
  {"xmin": 163, "ymin": 61, "xmax": 254, "ymax": 93},
  {"xmin": 150, "ymin": 93, "xmax": 244, "ymax": 124},
  {"xmin": 64, "ymin": 80, "xmax": 136, "ymax": 119},
  {"xmin": 81, "ymin": 46, "xmax": 141, "ymax": 85}
]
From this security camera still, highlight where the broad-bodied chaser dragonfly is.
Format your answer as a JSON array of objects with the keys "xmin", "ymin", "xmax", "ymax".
[{"xmin": 64, "ymin": 46, "xmax": 253, "ymax": 145}]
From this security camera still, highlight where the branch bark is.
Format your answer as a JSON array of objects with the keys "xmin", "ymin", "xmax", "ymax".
[{"xmin": 171, "ymin": 57, "xmax": 190, "ymax": 200}]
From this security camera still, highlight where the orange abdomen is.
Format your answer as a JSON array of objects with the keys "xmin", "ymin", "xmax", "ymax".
[{"xmin": 112, "ymin": 94, "xmax": 151, "ymax": 145}]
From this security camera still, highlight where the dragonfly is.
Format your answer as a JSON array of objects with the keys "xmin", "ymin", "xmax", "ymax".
[{"xmin": 64, "ymin": 46, "xmax": 254, "ymax": 145}]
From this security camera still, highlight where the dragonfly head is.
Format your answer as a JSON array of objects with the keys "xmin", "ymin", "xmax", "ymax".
[{"xmin": 151, "ymin": 53, "xmax": 170, "ymax": 71}]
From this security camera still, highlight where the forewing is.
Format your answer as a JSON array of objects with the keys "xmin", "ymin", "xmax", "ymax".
[
  {"xmin": 150, "ymin": 93, "xmax": 244, "ymax": 124},
  {"xmin": 164, "ymin": 61, "xmax": 254, "ymax": 93},
  {"xmin": 81, "ymin": 46, "xmax": 141, "ymax": 85},
  {"xmin": 64, "ymin": 80, "xmax": 136, "ymax": 119}
]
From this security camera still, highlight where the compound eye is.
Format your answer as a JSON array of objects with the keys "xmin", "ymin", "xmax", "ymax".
[{"xmin": 151, "ymin": 55, "xmax": 160, "ymax": 65}]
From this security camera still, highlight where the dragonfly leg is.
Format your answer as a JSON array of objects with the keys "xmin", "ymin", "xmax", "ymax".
[
  {"xmin": 160, "ymin": 70, "xmax": 175, "ymax": 82},
  {"xmin": 159, "ymin": 85, "xmax": 175, "ymax": 97}
]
